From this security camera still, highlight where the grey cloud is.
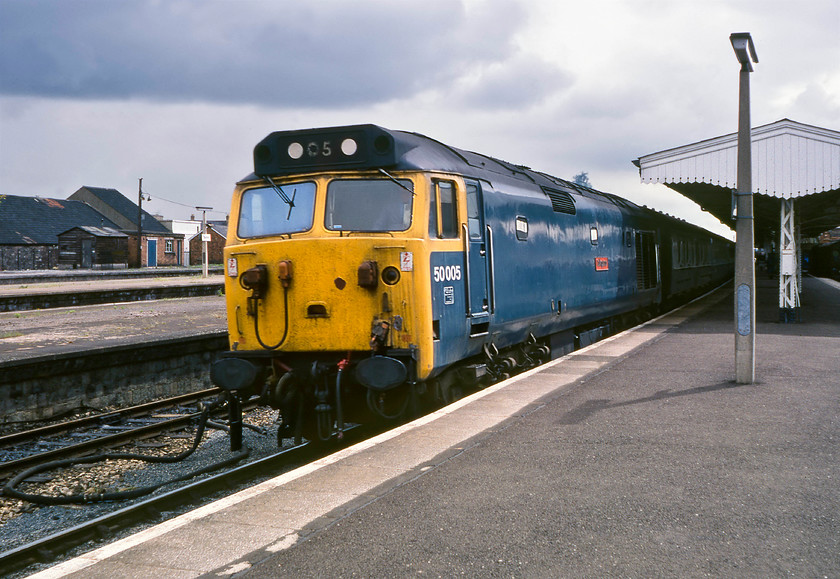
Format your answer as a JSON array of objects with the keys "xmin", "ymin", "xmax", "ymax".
[
  {"xmin": 451, "ymin": 54, "xmax": 574, "ymax": 110},
  {"xmin": 0, "ymin": 0, "xmax": 526, "ymax": 107}
]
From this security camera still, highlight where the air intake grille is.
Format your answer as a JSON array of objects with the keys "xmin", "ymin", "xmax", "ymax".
[{"xmin": 541, "ymin": 188, "xmax": 576, "ymax": 215}]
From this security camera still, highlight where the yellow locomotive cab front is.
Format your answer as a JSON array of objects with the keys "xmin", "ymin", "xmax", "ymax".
[{"xmin": 222, "ymin": 172, "xmax": 435, "ymax": 384}]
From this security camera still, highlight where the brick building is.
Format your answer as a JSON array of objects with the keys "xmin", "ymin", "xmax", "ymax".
[
  {"xmin": 68, "ymin": 186, "xmax": 184, "ymax": 267},
  {"xmin": 0, "ymin": 194, "xmax": 125, "ymax": 270},
  {"xmin": 189, "ymin": 222, "xmax": 227, "ymax": 265}
]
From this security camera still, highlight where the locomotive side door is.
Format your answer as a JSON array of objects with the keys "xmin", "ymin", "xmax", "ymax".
[{"xmin": 464, "ymin": 179, "xmax": 490, "ymax": 331}]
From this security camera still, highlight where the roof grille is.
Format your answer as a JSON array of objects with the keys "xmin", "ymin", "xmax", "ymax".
[{"xmin": 541, "ymin": 187, "xmax": 576, "ymax": 215}]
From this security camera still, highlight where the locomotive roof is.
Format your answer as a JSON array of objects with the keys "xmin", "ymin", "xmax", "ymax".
[
  {"xmin": 245, "ymin": 124, "xmax": 718, "ymax": 228},
  {"xmin": 246, "ymin": 125, "xmax": 628, "ymax": 201}
]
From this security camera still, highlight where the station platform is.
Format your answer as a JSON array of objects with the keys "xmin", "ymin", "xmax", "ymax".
[
  {"xmin": 30, "ymin": 277, "xmax": 840, "ymax": 578},
  {"xmin": 0, "ymin": 271, "xmax": 225, "ymax": 312},
  {"xmin": 0, "ymin": 289, "xmax": 225, "ymax": 362},
  {"xmin": 0, "ymin": 267, "xmax": 223, "ymax": 286}
]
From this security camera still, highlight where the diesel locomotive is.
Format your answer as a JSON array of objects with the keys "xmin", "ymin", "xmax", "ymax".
[{"xmin": 211, "ymin": 124, "xmax": 734, "ymax": 443}]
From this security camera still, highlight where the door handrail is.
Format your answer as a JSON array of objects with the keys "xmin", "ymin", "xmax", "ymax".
[
  {"xmin": 462, "ymin": 223, "xmax": 471, "ymax": 317},
  {"xmin": 486, "ymin": 224, "xmax": 496, "ymax": 314}
]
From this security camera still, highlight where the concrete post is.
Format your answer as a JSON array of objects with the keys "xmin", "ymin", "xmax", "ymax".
[{"xmin": 731, "ymin": 33, "xmax": 758, "ymax": 384}]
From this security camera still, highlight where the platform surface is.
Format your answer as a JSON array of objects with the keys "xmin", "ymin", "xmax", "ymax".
[
  {"xmin": 0, "ymin": 268, "xmax": 225, "ymax": 361},
  {"xmin": 0, "ymin": 294, "xmax": 226, "ymax": 361},
  {"xmin": 30, "ymin": 277, "xmax": 840, "ymax": 579},
  {"xmin": 0, "ymin": 274, "xmax": 224, "ymax": 297}
]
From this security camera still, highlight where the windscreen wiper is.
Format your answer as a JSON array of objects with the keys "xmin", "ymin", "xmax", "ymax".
[
  {"xmin": 264, "ymin": 176, "xmax": 297, "ymax": 219},
  {"xmin": 378, "ymin": 169, "xmax": 414, "ymax": 196}
]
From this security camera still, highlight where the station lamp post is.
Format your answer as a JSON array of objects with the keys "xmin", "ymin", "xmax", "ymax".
[{"xmin": 730, "ymin": 32, "xmax": 758, "ymax": 384}]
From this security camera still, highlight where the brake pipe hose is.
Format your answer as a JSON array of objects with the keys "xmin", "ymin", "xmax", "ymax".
[{"xmin": 254, "ymin": 286, "xmax": 289, "ymax": 350}]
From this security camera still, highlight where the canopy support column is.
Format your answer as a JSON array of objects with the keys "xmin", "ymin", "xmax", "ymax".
[{"xmin": 779, "ymin": 198, "xmax": 800, "ymax": 322}]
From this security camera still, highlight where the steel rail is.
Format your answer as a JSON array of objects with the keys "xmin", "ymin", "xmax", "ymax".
[
  {"xmin": 0, "ymin": 398, "xmax": 258, "ymax": 481},
  {"xmin": 0, "ymin": 389, "xmax": 223, "ymax": 448}
]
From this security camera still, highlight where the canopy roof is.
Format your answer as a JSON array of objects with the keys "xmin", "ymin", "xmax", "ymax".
[{"xmin": 634, "ymin": 119, "xmax": 840, "ymax": 239}]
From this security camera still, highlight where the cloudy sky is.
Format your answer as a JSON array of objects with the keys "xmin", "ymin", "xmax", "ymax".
[{"xmin": 1, "ymin": 0, "xmax": 838, "ymax": 237}]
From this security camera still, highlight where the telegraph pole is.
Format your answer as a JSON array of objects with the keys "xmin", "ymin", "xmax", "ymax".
[
  {"xmin": 196, "ymin": 206, "xmax": 213, "ymax": 278},
  {"xmin": 137, "ymin": 178, "xmax": 143, "ymax": 268},
  {"xmin": 730, "ymin": 33, "xmax": 759, "ymax": 384}
]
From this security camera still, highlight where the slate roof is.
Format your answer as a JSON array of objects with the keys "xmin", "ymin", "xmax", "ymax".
[
  {"xmin": 208, "ymin": 221, "xmax": 228, "ymax": 238},
  {"xmin": 188, "ymin": 223, "xmax": 228, "ymax": 242},
  {"xmin": 59, "ymin": 226, "xmax": 128, "ymax": 238},
  {"xmin": 0, "ymin": 195, "xmax": 122, "ymax": 245},
  {"xmin": 75, "ymin": 186, "xmax": 170, "ymax": 233}
]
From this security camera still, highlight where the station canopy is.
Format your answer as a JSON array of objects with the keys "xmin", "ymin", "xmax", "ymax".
[{"xmin": 634, "ymin": 119, "xmax": 840, "ymax": 241}]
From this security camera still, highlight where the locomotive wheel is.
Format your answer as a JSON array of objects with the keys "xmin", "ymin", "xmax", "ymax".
[
  {"xmin": 366, "ymin": 386, "xmax": 410, "ymax": 420},
  {"xmin": 270, "ymin": 373, "xmax": 305, "ymax": 446},
  {"xmin": 439, "ymin": 381, "xmax": 464, "ymax": 405}
]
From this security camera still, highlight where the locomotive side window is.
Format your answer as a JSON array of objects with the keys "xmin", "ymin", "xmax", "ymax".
[
  {"xmin": 429, "ymin": 180, "xmax": 458, "ymax": 239},
  {"xmin": 238, "ymin": 181, "xmax": 316, "ymax": 238},
  {"xmin": 326, "ymin": 179, "xmax": 414, "ymax": 232},
  {"xmin": 515, "ymin": 216, "xmax": 529, "ymax": 240},
  {"xmin": 466, "ymin": 182, "xmax": 482, "ymax": 239}
]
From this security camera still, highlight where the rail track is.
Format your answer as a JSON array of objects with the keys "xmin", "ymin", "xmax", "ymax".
[
  {"xmin": 0, "ymin": 387, "xmax": 326, "ymax": 577},
  {"xmin": 0, "ymin": 389, "xmax": 254, "ymax": 482},
  {"xmin": 0, "ymin": 423, "xmax": 370, "ymax": 577}
]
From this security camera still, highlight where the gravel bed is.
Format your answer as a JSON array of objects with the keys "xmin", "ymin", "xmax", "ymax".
[{"xmin": 1, "ymin": 408, "xmax": 290, "ymax": 575}]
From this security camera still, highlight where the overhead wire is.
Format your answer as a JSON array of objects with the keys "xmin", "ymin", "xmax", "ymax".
[{"xmin": 140, "ymin": 188, "xmax": 228, "ymax": 217}]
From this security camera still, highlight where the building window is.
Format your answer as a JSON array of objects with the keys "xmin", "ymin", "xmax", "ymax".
[{"xmin": 165, "ymin": 239, "xmax": 174, "ymax": 253}]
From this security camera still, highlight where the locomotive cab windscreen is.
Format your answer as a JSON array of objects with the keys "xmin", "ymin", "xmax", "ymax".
[
  {"xmin": 237, "ymin": 178, "xmax": 414, "ymax": 236},
  {"xmin": 325, "ymin": 178, "xmax": 414, "ymax": 232},
  {"xmin": 237, "ymin": 181, "xmax": 317, "ymax": 238}
]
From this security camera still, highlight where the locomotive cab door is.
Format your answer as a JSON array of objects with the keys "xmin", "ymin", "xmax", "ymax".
[{"xmin": 464, "ymin": 179, "xmax": 491, "ymax": 333}]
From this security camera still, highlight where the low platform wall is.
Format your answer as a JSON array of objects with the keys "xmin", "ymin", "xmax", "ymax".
[
  {"xmin": 0, "ymin": 283, "xmax": 224, "ymax": 312},
  {"xmin": 0, "ymin": 334, "xmax": 228, "ymax": 424}
]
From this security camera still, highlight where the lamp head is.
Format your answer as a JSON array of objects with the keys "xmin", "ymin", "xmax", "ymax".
[{"xmin": 730, "ymin": 33, "xmax": 758, "ymax": 72}]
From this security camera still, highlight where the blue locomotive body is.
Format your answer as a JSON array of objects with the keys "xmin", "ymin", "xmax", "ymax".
[{"xmin": 429, "ymin": 165, "xmax": 731, "ymax": 378}]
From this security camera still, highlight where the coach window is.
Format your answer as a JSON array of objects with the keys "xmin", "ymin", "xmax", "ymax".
[{"xmin": 429, "ymin": 180, "xmax": 458, "ymax": 239}]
